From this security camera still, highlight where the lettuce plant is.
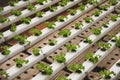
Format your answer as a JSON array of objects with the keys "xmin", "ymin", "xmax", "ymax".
[
  {"xmin": 84, "ymin": 36, "xmax": 93, "ymax": 44},
  {"xmin": 68, "ymin": 9, "xmax": 77, "ymax": 15},
  {"xmin": 30, "ymin": 28, "xmax": 42, "ymax": 36},
  {"xmin": 21, "ymin": 17, "xmax": 31, "ymax": 24},
  {"xmin": 32, "ymin": 47, "xmax": 41, "ymax": 56},
  {"xmin": 85, "ymin": 52, "xmax": 100, "ymax": 63},
  {"xmin": 109, "ymin": 0, "xmax": 118, "ymax": 5},
  {"xmin": 98, "ymin": 41, "xmax": 111, "ymax": 51},
  {"xmin": 0, "ymin": 32, "xmax": 3, "ymax": 39},
  {"xmin": 115, "ymin": 36, "xmax": 120, "ymax": 47},
  {"xmin": 99, "ymin": 69, "xmax": 115, "ymax": 79},
  {"xmin": 11, "ymin": 9, "xmax": 21, "ymax": 16},
  {"xmin": 87, "ymin": 0, "xmax": 98, "ymax": 5},
  {"xmin": 53, "ymin": 52, "xmax": 66, "ymax": 63},
  {"xmin": 0, "ymin": 15, "xmax": 10, "ymax": 23},
  {"xmin": 1, "ymin": 46, "xmax": 10, "ymax": 55},
  {"xmin": 0, "ymin": 7, "xmax": 3, "ymax": 12},
  {"xmin": 0, "ymin": 71, "xmax": 9, "ymax": 78},
  {"xmin": 36, "ymin": 62, "xmax": 53, "ymax": 75},
  {"xmin": 100, "ymin": 5, "xmax": 110, "ymax": 11},
  {"xmin": 66, "ymin": 43, "xmax": 80, "ymax": 52},
  {"xmin": 91, "ymin": 27, "xmax": 102, "ymax": 35},
  {"xmin": 102, "ymin": 22, "xmax": 109, "ymax": 28},
  {"xmin": 58, "ymin": 0, "xmax": 68, "ymax": 6},
  {"xmin": 110, "ymin": 15, "xmax": 118, "ymax": 21},
  {"xmin": 27, "ymin": 3, "xmax": 36, "ymax": 11},
  {"xmin": 116, "ymin": 62, "xmax": 120, "ymax": 67},
  {"xmin": 84, "ymin": 17, "xmax": 93, "ymax": 23},
  {"xmin": 78, "ymin": 3, "xmax": 86, "ymax": 11},
  {"xmin": 8, "ymin": 0, "xmax": 18, "ymax": 6},
  {"xmin": 15, "ymin": 58, "xmax": 29, "ymax": 68},
  {"xmin": 68, "ymin": 64, "xmax": 84, "ymax": 73},
  {"xmin": 48, "ymin": 39, "xmax": 57, "ymax": 46},
  {"xmin": 93, "ymin": 9, "xmax": 102, "ymax": 16},
  {"xmin": 10, "ymin": 23, "xmax": 16, "ymax": 32},
  {"xmin": 58, "ymin": 28, "xmax": 71, "ymax": 37},
  {"xmin": 49, "ymin": 6, "xmax": 57, "ymax": 12},
  {"xmin": 45, "ymin": 22, "xmax": 56, "ymax": 29},
  {"xmin": 36, "ymin": 0, "xmax": 47, "ymax": 5},
  {"xmin": 57, "ymin": 16, "xmax": 67, "ymax": 22},
  {"xmin": 74, "ymin": 22, "xmax": 83, "ymax": 29},
  {"xmin": 36, "ymin": 11, "xmax": 45, "ymax": 17},
  {"xmin": 13, "ymin": 35, "xmax": 30, "ymax": 45},
  {"xmin": 57, "ymin": 76, "xmax": 71, "ymax": 80}
]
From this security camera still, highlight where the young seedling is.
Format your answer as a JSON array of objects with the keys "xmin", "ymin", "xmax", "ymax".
[
  {"xmin": 98, "ymin": 41, "xmax": 111, "ymax": 51},
  {"xmin": 58, "ymin": 28, "xmax": 71, "ymax": 37},
  {"xmin": 32, "ymin": 47, "xmax": 42, "ymax": 56},
  {"xmin": 0, "ymin": 7, "xmax": 3, "ymax": 12},
  {"xmin": 78, "ymin": 3, "xmax": 86, "ymax": 11},
  {"xmin": 1, "ymin": 46, "xmax": 10, "ymax": 55},
  {"xmin": 36, "ymin": 0, "xmax": 47, "ymax": 5},
  {"xmin": 10, "ymin": 23, "xmax": 16, "ymax": 32},
  {"xmin": 45, "ymin": 22, "xmax": 56, "ymax": 29},
  {"xmin": 15, "ymin": 58, "xmax": 29, "ymax": 68},
  {"xmin": 21, "ymin": 17, "xmax": 31, "ymax": 24},
  {"xmin": 93, "ymin": 9, "xmax": 102, "ymax": 17},
  {"xmin": 27, "ymin": 3, "xmax": 36, "ymax": 11},
  {"xmin": 36, "ymin": 11, "xmax": 45, "ymax": 17},
  {"xmin": 84, "ymin": 36, "xmax": 93, "ymax": 44},
  {"xmin": 87, "ymin": 0, "xmax": 98, "ymax": 5},
  {"xmin": 0, "ymin": 15, "xmax": 10, "ymax": 23},
  {"xmin": 53, "ymin": 52, "xmax": 66, "ymax": 63},
  {"xmin": 68, "ymin": 9, "xmax": 77, "ymax": 15},
  {"xmin": 115, "ymin": 36, "xmax": 120, "ymax": 47},
  {"xmin": 13, "ymin": 35, "xmax": 30, "ymax": 45},
  {"xmin": 57, "ymin": 76, "xmax": 71, "ymax": 80},
  {"xmin": 49, "ymin": 6, "xmax": 57, "ymax": 12},
  {"xmin": 58, "ymin": 0, "xmax": 68, "ymax": 6},
  {"xmin": 102, "ymin": 22, "xmax": 109, "ymax": 28},
  {"xmin": 74, "ymin": 22, "xmax": 83, "ymax": 29},
  {"xmin": 0, "ymin": 71, "xmax": 9, "ymax": 78},
  {"xmin": 109, "ymin": 0, "xmax": 118, "ymax": 5},
  {"xmin": 48, "ymin": 39, "xmax": 57, "ymax": 46},
  {"xmin": 85, "ymin": 52, "xmax": 100, "ymax": 63},
  {"xmin": 0, "ymin": 32, "xmax": 3, "ymax": 39},
  {"xmin": 57, "ymin": 16, "xmax": 67, "ymax": 22},
  {"xmin": 66, "ymin": 43, "xmax": 80, "ymax": 52},
  {"xmin": 100, "ymin": 5, "xmax": 110, "ymax": 11},
  {"xmin": 99, "ymin": 69, "xmax": 116, "ymax": 79},
  {"xmin": 11, "ymin": 9, "xmax": 21, "ymax": 16},
  {"xmin": 8, "ymin": 0, "xmax": 18, "ymax": 6},
  {"xmin": 30, "ymin": 28, "xmax": 42, "ymax": 36},
  {"xmin": 36, "ymin": 62, "xmax": 53, "ymax": 75},
  {"xmin": 68, "ymin": 64, "xmax": 84, "ymax": 73},
  {"xmin": 91, "ymin": 27, "xmax": 102, "ymax": 35},
  {"xmin": 84, "ymin": 17, "xmax": 93, "ymax": 23},
  {"xmin": 110, "ymin": 15, "xmax": 118, "ymax": 21}
]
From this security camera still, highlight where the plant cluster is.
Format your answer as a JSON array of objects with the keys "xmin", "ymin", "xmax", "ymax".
[
  {"xmin": 8, "ymin": 0, "xmax": 18, "ymax": 6},
  {"xmin": 11, "ymin": 9, "xmax": 21, "ymax": 16},
  {"xmin": 99, "ymin": 69, "xmax": 115, "ymax": 79},
  {"xmin": 93, "ymin": 9, "xmax": 102, "ymax": 16},
  {"xmin": 58, "ymin": 0, "xmax": 69, "ymax": 6},
  {"xmin": 74, "ymin": 22, "xmax": 83, "ymax": 29},
  {"xmin": 15, "ymin": 58, "xmax": 29, "ymax": 68},
  {"xmin": 13, "ymin": 35, "xmax": 30, "ymax": 45},
  {"xmin": 115, "ymin": 36, "xmax": 120, "ymax": 47},
  {"xmin": 109, "ymin": 0, "xmax": 118, "ymax": 5},
  {"xmin": 48, "ymin": 39, "xmax": 57, "ymax": 46},
  {"xmin": 98, "ymin": 41, "xmax": 111, "ymax": 51},
  {"xmin": 110, "ymin": 15, "xmax": 118, "ymax": 21},
  {"xmin": 0, "ymin": 71, "xmax": 9, "ymax": 78},
  {"xmin": 0, "ymin": 7, "xmax": 3, "ymax": 12},
  {"xmin": 68, "ymin": 64, "xmax": 84, "ymax": 72},
  {"xmin": 84, "ymin": 17, "xmax": 93, "ymax": 23},
  {"xmin": 66, "ymin": 43, "xmax": 80, "ymax": 52},
  {"xmin": 30, "ymin": 28, "xmax": 42, "ymax": 36},
  {"xmin": 102, "ymin": 22, "xmax": 109, "ymax": 28},
  {"xmin": 1, "ymin": 46, "xmax": 10, "ymax": 55},
  {"xmin": 84, "ymin": 37, "xmax": 93, "ymax": 44},
  {"xmin": 59, "ymin": 29, "xmax": 71, "ymax": 37},
  {"xmin": 85, "ymin": 52, "xmax": 100, "ymax": 63},
  {"xmin": 87, "ymin": 0, "xmax": 98, "ymax": 5},
  {"xmin": 45, "ymin": 22, "xmax": 56, "ymax": 29},
  {"xmin": 91, "ymin": 27, "xmax": 102, "ymax": 35},
  {"xmin": 36, "ymin": 11, "xmax": 45, "ymax": 17},
  {"xmin": 68, "ymin": 9, "xmax": 77, "ymax": 15},
  {"xmin": 10, "ymin": 23, "xmax": 17, "ymax": 32},
  {"xmin": 100, "ymin": 5, "xmax": 110, "ymax": 11},
  {"xmin": 0, "ymin": 15, "xmax": 10, "ymax": 23},
  {"xmin": 27, "ymin": 3, "xmax": 36, "ymax": 11},
  {"xmin": 36, "ymin": 0, "xmax": 47, "ymax": 5},
  {"xmin": 21, "ymin": 17, "xmax": 31, "ymax": 24},
  {"xmin": 49, "ymin": 6, "xmax": 57, "ymax": 12},
  {"xmin": 0, "ymin": 32, "xmax": 3, "ymax": 39},
  {"xmin": 57, "ymin": 16, "xmax": 67, "ymax": 22},
  {"xmin": 78, "ymin": 3, "xmax": 86, "ymax": 11},
  {"xmin": 32, "ymin": 47, "xmax": 42, "ymax": 56},
  {"xmin": 36, "ymin": 62, "xmax": 53, "ymax": 75},
  {"xmin": 53, "ymin": 52, "xmax": 66, "ymax": 63}
]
